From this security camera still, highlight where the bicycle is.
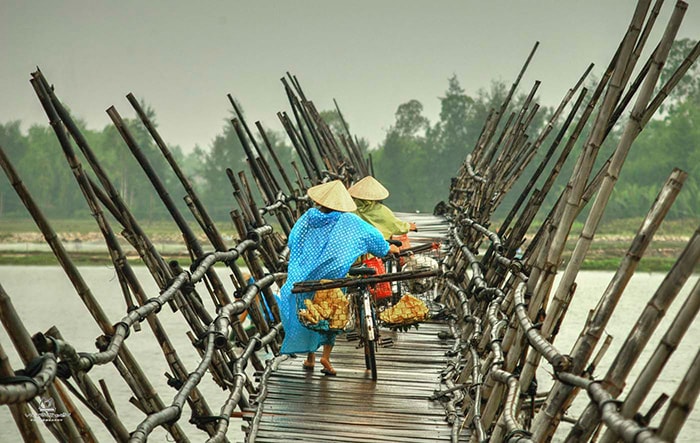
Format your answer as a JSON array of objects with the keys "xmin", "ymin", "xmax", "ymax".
[{"xmin": 292, "ymin": 266, "xmax": 441, "ymax": 380}]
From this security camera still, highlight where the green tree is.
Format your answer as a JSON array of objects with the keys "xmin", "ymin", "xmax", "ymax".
[
  {"xmin": 19, "ymin": 124, "xmax": 84, "ymax": 217},
  {"xmin": 658, "ymin": 38, "xmax": 700, "ymax": 113},
  {"xmin": 431, "ymin": 75, "xmax": 476, "ymax": 191},
  {"xmin": 196, "ymin": 115, "xmax": 248, "ymax": 220},
  {"xmin": 0, "ymin": 121, "xmax": 29, "ymax": 217},
  {"xmin": 394, "ymin": 100, "xmax": 430, "ymax": 138},
  {"xmin": 374, "ymin": 99, "xmax": 437, "ymax": 212},
  {"xmin": 604, "ymin": 39, "xmax": 699, "ymax": 220}
]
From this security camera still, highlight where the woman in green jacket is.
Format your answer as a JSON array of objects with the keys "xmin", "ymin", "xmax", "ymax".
[{"xmin": 348, "ymin": 176, "xmax": 417, "ymax": 239}]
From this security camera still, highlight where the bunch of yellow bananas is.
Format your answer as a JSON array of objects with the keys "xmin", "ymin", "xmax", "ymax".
[
  {"xmin": 298, "ymin": 287, "xmax": 349, "ymax": 330},
  {"xmin": 379, "ymin": 294, "xmax": 429, "ymax": 325}
]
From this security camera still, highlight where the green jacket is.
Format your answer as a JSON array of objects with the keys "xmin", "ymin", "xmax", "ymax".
[{"xmin": 354, "ymin": 199, "xmax": 411, "ymax": 240}]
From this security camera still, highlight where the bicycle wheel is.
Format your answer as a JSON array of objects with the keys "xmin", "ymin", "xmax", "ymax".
[
  {"xmin": 359, "ymin": 289, "xmax": 378, "ymax": 380},
  {"xmin": 364, "ymin": 339, "xmax": 377, "ymax": 380}
]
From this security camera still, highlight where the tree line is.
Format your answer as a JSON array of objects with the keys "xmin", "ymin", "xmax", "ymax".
[
  {"xmin": 1, "ymin": 39, "xmax": 697, "ymax": 225},
  {"xmin": 0, "ymin": 102, "xmax": 297, "ymax": 223}
]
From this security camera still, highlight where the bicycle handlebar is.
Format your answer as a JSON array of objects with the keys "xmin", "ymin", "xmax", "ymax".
[
  {"xmin": 348, "ymin": 266, "xmax": 377, "ymax": 276},
  {"xmin": 387, "ymin": 239, "xmax": 402, "ymax": 247},
  {"xmin": 394, "ymin": 242, "xmax": 441, "ymax": 257}
]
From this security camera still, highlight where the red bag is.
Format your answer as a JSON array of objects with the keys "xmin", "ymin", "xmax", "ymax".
[{"xmin": 362, "ymin": 257, "xmax": 392, "ymax": 299}]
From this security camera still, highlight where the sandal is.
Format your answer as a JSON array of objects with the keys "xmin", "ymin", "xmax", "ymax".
[
  {"xmin": 319, "ymin": 358, "xmax": 336, "ymax": 376},
  {"xmin": 302, "ymin": 360, "xmax": 315, "ymax": 371}
]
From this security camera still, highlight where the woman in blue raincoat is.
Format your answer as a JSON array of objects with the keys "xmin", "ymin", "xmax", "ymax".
[{"xmin": 277, "ymin": 180, "xmax": 396, "ymax": 375}]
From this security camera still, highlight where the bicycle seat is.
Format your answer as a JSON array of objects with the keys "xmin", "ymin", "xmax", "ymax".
[{"xmin": 348, "ymin": 266, "xmax": 376, "ymax": 276}]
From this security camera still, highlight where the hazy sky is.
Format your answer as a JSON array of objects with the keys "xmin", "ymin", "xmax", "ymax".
[{"xmin": 2, "ymin": 1, "xmax": 698, "ymax": 152}]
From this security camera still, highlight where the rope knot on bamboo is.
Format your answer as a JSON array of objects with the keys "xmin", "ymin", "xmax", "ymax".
[
  {"xmin": 0, "ymin": 355, "xmax": 50, "ymax": 389},
  {"xmin": 553, "ymin": 354, "xmax": 573, "ymax": 373},
  {"xmin": 165, "ymin": 372, "xmax": 184, "ymax": 390},
  {"xmin": 144, "ymin": 297, "xmax": 164, "ymax": 314},
  {"xmin": 190, "ymin": 414, "xmax": 227, "ymax": 430}
]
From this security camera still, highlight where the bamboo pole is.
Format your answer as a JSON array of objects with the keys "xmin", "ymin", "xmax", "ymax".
[
  {"xmin": 106, "ymin": 106, "xmax": 231, "ymax": 306},
  {"xmin": 227, "ymin": 96, "xmax": 278, "ymax": 203},
  {"xmin": 641, "ymin": 38, "xmax": 700, "ymax": 127},
  {"xmin": 0, "ymin": 147, "xmax": 163, "ymax": 432},
  {"xmin": 333, "ymin": 98, "xmax": 367, "ymax": 176},
  {"xmin": 657, "ymin": 347, "xmax": 700, "ymax": 441},
  {"xmin": 490, "ymin": 80, "xmax": 539, "ymax": 182},
  {"xmin": 44, "ymin": 327, "xmax": 130, "ymax": 442},
  {"xmin": 308, "ymin": 102, "xmax": 349, "ymax": 176},
  {"xmin": 232, "ymin": 118, "xmax": 292, "ymax": 233},
  {"xmin": 30, "ymin": 71, "xmax": 190, "ymax": 442},
  {"xmin": 0, "ymin": 340, "xmax": 46, "ymax": 442},
  {"xmin": 288, "ymin": 92, "xmax": 330, "ymax": 174},
  {"xmin": 34, "ymin": 74, "xmax": 173, "ymax": 290},
  {"xmin": 127, "ymin": 93, "xmax": 247, "ymax": 290},
  {"xmin": 0, "ymin": 141, "xmax": 171, "ymax": 435},
  {"xmin": 281, "ymin": 79, "xmax": 323, "ymax": 182},
  {"xmin": 255, "ymin": 121, "xmax": 296, "ymax": 196},
  {"xmin": 88, "ymin": 176, "xmax": 235, "ymax": 396},
  {"xmin": 518, "ymin": 52, "xmax": 616, "ymax": 262},
  {"xmin": 503, "ymin": 86, "xmax": 589, "ymax": 257},
  {"xmin": 529, "ymin": 0, "xmax": 651, "ymax": 368},
  {"xmin": 497, "ymin": 67, "xmax": 590, "ymax": 241},
  {"xmin": 547, "ymin": 1, "xmax": 685, "ymax": 332},
  {"xmin": 523, "ymin": 0, "xmax": 664, "ymax": 406},
  {"xmin": 277, "ymin": 111, "xmax": 315, "ymax": 184},
  {"xmin": 33, "ymin": 79, "xmax": 224, "ymax": 432},
  {"xmin": 0, "ymin": 148, "xmax": 115, "ymax": 328},
  {"xmin": 0, "ymin": 283, "xmax": 84, "ymax": 442},
  {"xmin": 567, "ymin": 217, "xmax": 698, "ymax": 442},
  {"xmin": 531, "ymin": 148, "xmax": 687, "ymax": 440},
  {"xmin": 476, "ymin": 41, "xmax": 539, "ymax": 171},
  {"xmin": 599, "ymin": 276, "xmax": 700, "ymax": 443},
  {"xmin": 602, "ymin": 0, "xmax": 664, "ymax": 138}
]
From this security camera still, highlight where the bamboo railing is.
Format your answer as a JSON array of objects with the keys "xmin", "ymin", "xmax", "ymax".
[
  {"xmin": 1, "ymin": 1, "xmax": 699, "ymax": 442},
  {"xmin": 434, "ymin": 2, "xmax": 700, "ymax": 442}
]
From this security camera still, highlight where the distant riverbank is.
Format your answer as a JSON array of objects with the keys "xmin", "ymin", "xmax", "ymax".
[
  {"xmin": 0, "ymin": 235, "xmax": 691, "ymax": 272},
  {"xmin": 1, "ymin": 217, "xmax": 697, "ymax": 271}
]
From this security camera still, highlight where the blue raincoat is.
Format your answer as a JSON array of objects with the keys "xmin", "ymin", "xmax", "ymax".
[{"xmin": 278, "ymin": 208, "xmax": 389, "ymax": 354}]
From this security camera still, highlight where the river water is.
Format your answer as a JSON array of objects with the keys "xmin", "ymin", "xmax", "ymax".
[{"xmin": 0, "ymin": 266, "xmax": 698, "ymax": 442}]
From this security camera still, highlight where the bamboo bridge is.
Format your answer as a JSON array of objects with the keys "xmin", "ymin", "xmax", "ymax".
[{"xmin": 1, "ymin": 1, "xmax": 700, "ymax": 442}]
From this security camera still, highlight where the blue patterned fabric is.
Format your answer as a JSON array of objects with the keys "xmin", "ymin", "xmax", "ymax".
[{"xmin": 278, "ymin": 208, "xmax": 389, "ymax": 354}]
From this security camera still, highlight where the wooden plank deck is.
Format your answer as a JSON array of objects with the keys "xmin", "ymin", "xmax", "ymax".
[{"xmin": 244, "ymin": 322, "xmax": 466, "ymax": 442}]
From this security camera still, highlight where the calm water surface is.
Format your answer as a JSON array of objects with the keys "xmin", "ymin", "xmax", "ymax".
[{"xmin": 0, "ymin": 266, "xmax": 698, "ymax": 442}]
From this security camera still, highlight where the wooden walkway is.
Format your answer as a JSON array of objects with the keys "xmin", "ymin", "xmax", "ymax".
[{"xmin": 244, "ymin": 322, "xmax": 464, "ymax": 442}]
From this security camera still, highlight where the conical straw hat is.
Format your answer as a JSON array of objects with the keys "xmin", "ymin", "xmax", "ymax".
[
  {"xmin": 348, "ymin": 176, "xmax": 390, "ymax": 201},
  {"xmin": 307, "ymin": 180, "xmax": 357, "ymax": 212}
]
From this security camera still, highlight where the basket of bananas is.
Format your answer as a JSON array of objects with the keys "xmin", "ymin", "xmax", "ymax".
[
  {"xmin": 378, "ymin": 294, "xmax": 429, "ymax": 329},
  {"xmin": 296, "ymin": 285, "xmax": 351, "ymax": 332}
]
